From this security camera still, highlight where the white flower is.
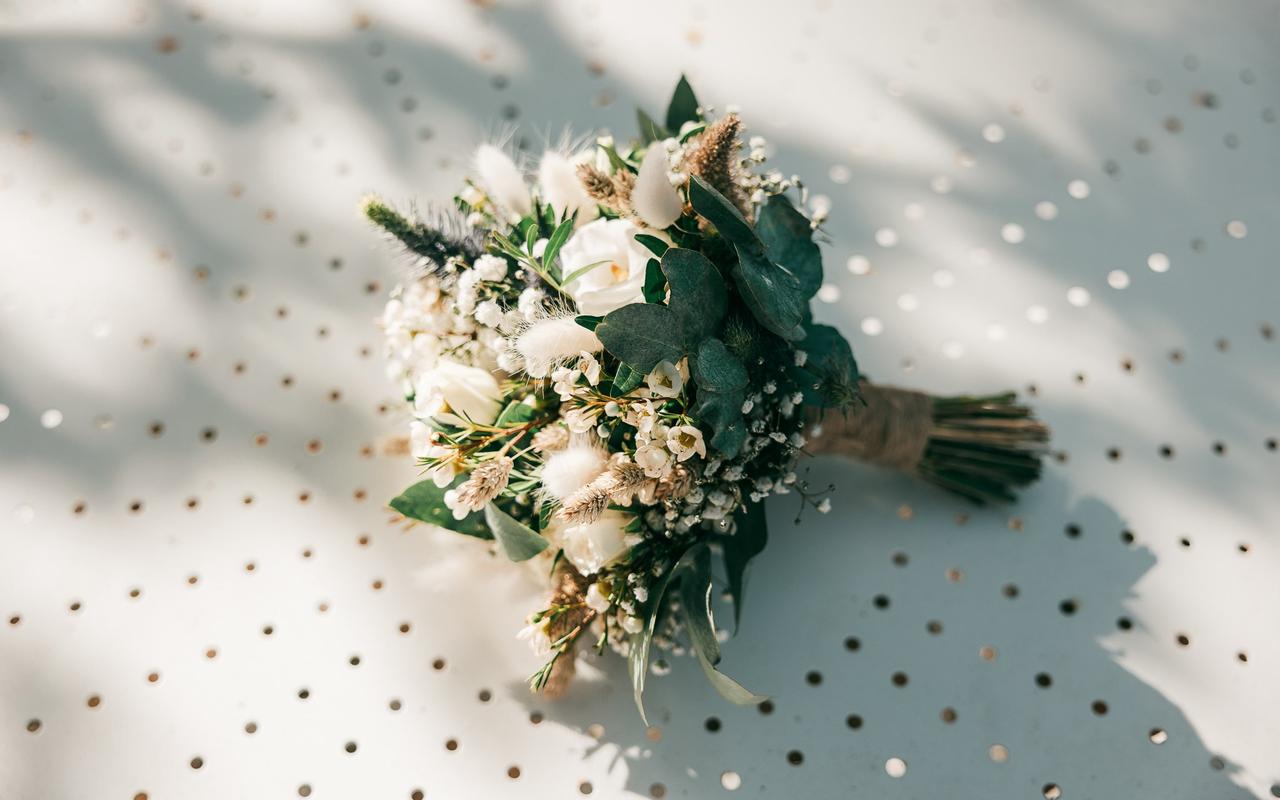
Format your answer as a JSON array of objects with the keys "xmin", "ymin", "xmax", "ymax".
[
  {"xmin": 559, "ymin": 218, "xmax": 653, "ymax": 316},
  {"xmin": 631, "ymin": 145, "xmax": 683, "ymax": 229},
  {"xmin": 563, "ymin": 406, "xmax": 600, "ymax": 434},
  {"xmin": 576, "ymin": 352, "xmax": 601, "ymax": 385},
  {"xmin": 517, "ymin": 619, "xmax": 553, "ymax": 658},
  {"xmin": 515, "ymin": 314, "xmax": 603, "ymax": 378},
  {"xmin": 474, "ymin": 144, "xmax": 531, "ymax": 221},
  {"xmin": 413, "ymin": 358, "xmax": 502, "ymax": 427},
  {"xmin": 585, "ymin": 581, "xmax": 612, "ymax": 613},
  {"xmin": 442, "ymin": 488, "xmax": 469, "ymax": 520},
  {"xmin": 474, "ymin": 300, "xmax": 504, "ymax": 328},
  {"xmin": 645, "ymin": 360, "xmax": 683, "ymax": 398},
  {"xmin": 666, "ymin": 425, "xmax": 707, "ymax": 462},
  {"xmin": 409, "ymin": 421, "xmax": 460, "ymax": 488},
  {"xmin": 474, "ymin": 254, "xmax": 508, "ymax": 282},
  {"xmin": 817, "ymin": 498, "xmax": 832, "ymax": 514},
  {"xmin": 538, "ymin": 150, "xmax": 598, "ymax": 224},
  {"xmin": 459, "ymin": 184, "xmax": 486, "ymax": 207},
  {"xmin": 561, "ymin": 510, "xmax": 633, "ymax": 575},
  {"xmin": 540, "ymin": 443, "xmax": 607, "ymax": 501},
  {"xmin": 518, "ymin": 288, "xmax": 546, "ymax": 320},
  {"xmin": 632, "ymin": 585, "xmax": 649, "ymax": 603},
  {"xmin": 621, "ymin": 615, "xmax": 644, "ymax": 634},
  {"xmin": 456, "ymin": 270, "xmax": 481, "ymax": 315},
  {"xmin": 634, "ymin": 443, "xmax": 670, "ymax": 478}
]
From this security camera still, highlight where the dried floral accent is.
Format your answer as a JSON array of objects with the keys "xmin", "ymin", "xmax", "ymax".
[
  {"xmin": 577, "ymin": 163, "xmax": 619, "ymax": 207},
  {"xmin": 605, "ymin": 460, "xmax": 648, "ymax": 501},
  {"xmin": 610, "ymin": 169, "xmax": 636, "ymax": 212},
  {"xmin": 378, "ymin": 434, "xmax": 411, "ymax": 457},
  {"xmin": 685, "ymin": 113, "xmax": 748, "ymax": 216},
  {"xmin": 531, "ymin": 424, "xmax": 570, "ymax": 453},
  {"xmin": 541, "ymin": 562, "xmax": 593, "ymax": 698},
  {"xmin": 558, "ymin": 481, "xmax": 611, "ymax": 526},
  {"xmin": 452, "ymin": 456, "xmax": 513, "ymax": 511},
  {"xmin": 654, "ymin": 463, "xmax": 695, "ymax": 501}
]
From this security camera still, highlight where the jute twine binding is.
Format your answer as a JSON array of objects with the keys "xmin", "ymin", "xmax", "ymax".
[
  {"xmin": 807, "ymin": 382, "xmax": 935, "ymax": 471},
  {"xmin": 542, "ymin": 562, "xmax": 592, "ymax": 699}
]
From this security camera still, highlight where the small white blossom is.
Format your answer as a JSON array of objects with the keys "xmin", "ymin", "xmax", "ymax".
[
  {"xmin": 666, "ymin": 425, "xmax": 707, "ymax": 462},
  {"xmin": 794, "ymin": 350, "xmax": 808, "ymax": 367},
  {"xmin": 763, "ymin": 381, "xmax": 777, "ymax": 395},
  {"xmin": 817, "ymin": 498, "xmax": 832, "ymax": 513},
  {"xmin": 474, "ymin": 254, "xmax": 508, "ymax": 282},
  {"xmin": 474, "ymin": 300, "xmax": 504, "ymax": 328},
  {"xmin": 517, "ymin": 619, "xmax": 553, "ymax": 657},
  {"xmin": 645, "ymin": 361, "xmax": 683, "ymax": 398},
  {"xmin": 585, "ymin": 582, "xmax": 612, "ymax": 613},
  {"xmin": 621, "ymin": 615, "xmax": 643, "ymax": 634},
  {"xmin": 633, "ymin": 585, "xmax": 649, "ymax": 603}
]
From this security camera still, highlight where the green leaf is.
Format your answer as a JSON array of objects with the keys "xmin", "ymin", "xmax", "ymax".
[
  {"xmin": 562, "ymin": 259, "xmax": 614, "ymax": 287},
  {"xmin": 731, "ymin": 242, "xmax": 807, "ymax": 339},
  {"xmin": 691, "ymin": 340, "xmax": 749, "ymax": 458},
  {"xmin": 495, "ymin": 397, "xmax": 539, "ymax": 427},
  {"xmin": 575, "ymin": 314, "xmax": 602, "ymax": 331},
  {"xmin": 665, "ymin": 74, "xmax": 701, "ymax": 133},
  {"xmin": 630, "ymin": 545, "xmax": 697, "ymax": 725},
  {"xmin": 797, "ymin": 322, "xmax": 860, "ymax": 407},
  {"xmin": 634, "ymin": 234, "xmax": 670, "ymax": 258},
  {"xmin": 643, "ymin": 258, "xmax": 666, "ymax": 303},
  {"xmin": 756, "ymin": 194, "xmax": 823, "ymax": 298},
  {"xmin": 483, "ymin": 503, "xmax": 549, "ymax": 562},
  {"xmin": 541, "ymin": 216, "xmax": 575, "ymax": 279},
  {"xmin": 389, "ymin": 480, "xmax": 492, "ymax": 539},
  {"xmin": 723, "ymin": 500, "xmax": 769, "ymax": 631},
  {"xmin": 688, "ymin": 175, "xmax": 756, "ymax": 246},
  {"xmin": 663, "ymin": 248, "xmax": 728, "ymax": 346},
  {"xmin": 602, "ymin": 144, "xmax": 633, "ymax": 174},
  {"xmin": 691, "ymin": 338, "xmax": 748, "ymax": 393},
  {"xmin": 636, "ymin": 108, "xmax": 669, "ymax": 144},
  {"xmin": 611, "ymin": 363, "xmax": 646, "ymax": 395},
  {"xmin": 595, "ymin": 303, "xmax": 685, "ymax": 374},
  {"xmin": 678, "ymin": 545, "xmax": 768, "ymax": 708}
]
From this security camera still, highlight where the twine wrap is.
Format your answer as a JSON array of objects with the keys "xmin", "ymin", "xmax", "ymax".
[{"xmin": 808, "ymin": 382, "xmax": 935, "ymax": 472}]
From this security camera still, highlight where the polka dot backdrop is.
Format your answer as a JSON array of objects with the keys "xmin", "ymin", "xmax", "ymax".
[{"xmin": 1, "ymin": 0, "xmax": 1277, "ymax": 798}]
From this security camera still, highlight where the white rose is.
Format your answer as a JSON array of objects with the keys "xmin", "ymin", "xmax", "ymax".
[
  {"xmin": 413, "ymin": 358, "xmax": 502, "ymax": 427},
  {"xmin": 559, "ymin": 218, "xmax": 653, "ymax": 316},
  {"xmin": 560, "ymin": 510, "xmax": 633, "ymax": 575}
]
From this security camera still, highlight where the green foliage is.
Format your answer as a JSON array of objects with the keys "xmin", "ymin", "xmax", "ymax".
[
  {"xmin": 630, "ymin": 545, "xmax": 697, "ymax": 724},
  {"xmin": 722, "ymin": 500, "xmax": 769, "ymax": 631},
  {"xmin": 484, "ymin": 503, "xmax": 549, "ymax": 562},
  {"xmin": 389, "ymin": 480, "xmax": 492, "ymax": 539},
  {"xmin": 662, "ymin": 248, "xmax": 728, "ymax": 346},
  {"xmin": 796, "ymin": 323, "xmax": 861, "ymax": 407},
  {"xmin": 636, "ymin": 108, "xmax": 669, "ymax": 144},
  {"xmin": 688, "ymin": 176, "xmax": 756, "ymax": 245},
  {"xmin": 494, "ymin": 397, "xmax": 539, "ymax": 427},
  {"xmin": 595, "ymin": 303, "xmax": 685, "ymax": 374},
  {"xmin": 575, "ymin": 314, "xmax": 602, "ymax": 331},
  {"xmin": 634, "ymin": 234, "xmax": 670, "ymax": 258},
  {"xmin": 611, "ymin": 363, "xmax": 646, "ymax": 395},
  {"xmin": 756, "ymin": 194, "xmax": 823, "ymax": 299},
  {"xmin": 643, "ymin": 258, "xmax": 666, "ymax": 303},
  {"xmin": 691, "ymin": 339, "xmax": 749, "ymax": 457},
  {"xmin": 540, "ymin": 217, "xmax": 575, "ymax": 281},
  {"xmin": 678, "ymin": 545, "xmax": 767, "ymax": 707},
  {"xmin": 363, "ymin": 197, "xmax": 481, "ymax": 265},
  {"xmin": 731, "ymin": 243, "xmax": 806, "ymax": 340},
  {"xmin": 665, "ymin": 74, "xmax": 701, "ymax": 133},
  {"xmin": 688, "ymin": 178, "xmax": 807, "ymax": 339}
]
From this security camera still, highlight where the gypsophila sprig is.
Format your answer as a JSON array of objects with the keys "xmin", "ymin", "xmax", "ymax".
[{"xmin": 372, "ymin": 76, "xmax": 1049, "ymax": 720}]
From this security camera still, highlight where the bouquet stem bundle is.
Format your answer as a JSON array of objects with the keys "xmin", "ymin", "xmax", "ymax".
[{"xmin": 810, "ymin": 382, "xmax": 1049, "ymax": 504}]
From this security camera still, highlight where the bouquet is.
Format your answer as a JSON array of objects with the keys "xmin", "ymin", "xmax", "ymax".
[{"xmin": 368, "ymin": 77, "xmax": 1049, "ymax": 719}]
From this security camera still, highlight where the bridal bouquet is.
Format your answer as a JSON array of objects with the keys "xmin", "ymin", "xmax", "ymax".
[{"xmin": 369, "ymin": 77, "xmax": 1048, "ymax": 719}]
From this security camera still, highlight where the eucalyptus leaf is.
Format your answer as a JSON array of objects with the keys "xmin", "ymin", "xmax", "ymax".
[
  {"xmin": 483, "ymin": 503, "xmax": 549, "ymax": 562},
  {"xmin": 643, "ymin": 258, "xmax": 666, "ymax": 303},
  {"xmin": 389, "ymin": 480, "xmax": 492, "ymax": 539},
  {"xmin": 757, "ymin": 194, "xmax": 823, "ymax": 298},
  {"xmin": 731, "ymin": 242, "xmax": 807, "ymax": 339},
  {"xmin": 575, "ymin": 314, "xmax": 602, "ymax": 331},
  {"xmin": 595, "ymin": 303, "xmax": 685, "ymax": 374},
  {"xmin": 634, "ymin": 234, "xmax": 670, "ymax": 258},
  {"xmin": 691, "ymin": 338, "xmax": 748, "ymax": 393},
  {"xmin": 665, "ymin": 74, "xmax": 700, "ymax": 134},
  {"xmin": 688, "ymin": 176, "xmax": 756, "ymax": 246},
  {"xmin": 611, "ymin": 363, "xmax": 646, "ymax": 395},
  {"xmin": 630, "ymin": 545, "xmax": 697, "ymax": 725},
  {"xmin": 723, "ymin": 500, "xmax": 769, "ymax": 631},
  {"xmin": 798, "ymin": 322, "xmax": 861, "ymax": 407},
  {"xmin": 662, "ymin": 248, "xmax": 728, "ymax": 346}
]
